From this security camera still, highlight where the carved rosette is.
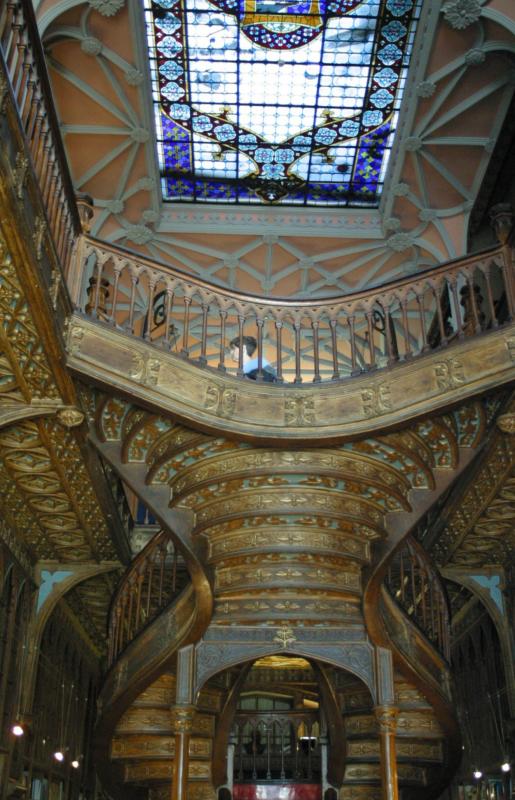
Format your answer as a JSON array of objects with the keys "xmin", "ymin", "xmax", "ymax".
[{"xmin": 170, "ymin": 705, "xmax": 196, "ymax": 734}]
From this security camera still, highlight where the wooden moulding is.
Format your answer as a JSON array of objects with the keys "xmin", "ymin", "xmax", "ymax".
[{"xmin": 67, "ymin": 314, "xmax": 515, "ymax": 444}]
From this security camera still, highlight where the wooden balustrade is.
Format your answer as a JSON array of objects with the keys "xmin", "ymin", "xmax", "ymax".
[
  {"xmin": 0, "ymin": 0, "xmax": 80, "ymax": 275},
  {"xmin": 234, "ymin": 712, "xmax": 321, "ymax": 782},
  {"xmin": 385, "ymin": 536, "xmax": 450, "ymax": 661},
  {"xmin": 108, "ymin": 529, "xmax": 188, "ymax": 666},
  {"xmin": 77, "ymin": 235, "xmax": 514, "ymax": 384}
]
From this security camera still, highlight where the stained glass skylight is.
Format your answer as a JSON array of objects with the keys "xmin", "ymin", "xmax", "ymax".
[{"xmin": 144, "ymin": 0, "xmax": 421, "ymax": 206}]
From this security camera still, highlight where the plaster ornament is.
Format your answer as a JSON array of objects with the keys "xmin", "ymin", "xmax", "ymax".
[
  {"xmin": 130, "ymin": 127, "xmax": 150, "ymax": 143},
  {"xmin": 80, "ymin": 37, "xmax": 102, "ymax": 56},
  {"xmin": 404, "ymin": 136, "xmax": 423, "ymax": 152},
  {"xmin": 386, "ymin": 232, "xmax": 414, "ymax": 252},
  {"xmin": 442, "ymin": 0, "xmax": 482, "ymax": 30},
  {"xmin": 88, "ymin": 0, "xmax": 125, "ymax": 16},
  {"xmin": 106, "ymin": 198, "xmax": 124, "ymax": 214},
  {"xmin": 419, "ymin": 208, "xmax": 437, "ymax": 222},
  {"xmin": 57, "ymin": 407, "xmax": 85, "ymax": 428},
  {"xmin": 417, "ymin": 81, "xmax": 436, "ymax": 98},
  {"xmin": 142, "ymin": 209, "xmax": 160, "ymax": 223},
  {"xmin": 124, "ymin": 67, "xmax": 144, "ymax": 86},
  {"xmin": 125, "ymin": 224, "xmax": 153, "ymax": 244},
  {"xmin": 393, "ymin": 182, "xmax": 410, "ymax": 197},
  {"xmin": 383, "ymin": 217, "xmax": 401, "ymax": 233},
  {"xmin": 465, "ymin": 48, "xmax": 485, "ymax": 65}
]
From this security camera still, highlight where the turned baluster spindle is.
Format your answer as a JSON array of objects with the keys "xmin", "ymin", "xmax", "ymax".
[
  {"xmin": 172, "ymin": 545, "xmax": 178, "ymax": 594},
  {"xmin": 237, "ymin": 315, "xmax": 245, "ymax": 377},
  {"xmin": 0, "ymin": 3, "xmax": 17, "ymax": 48},
  {"xmin": 348, "ymin": 314, "xmax": 359, "ymax": 375},
  {"xmin": 158, "ymin": 542, "xmax": 167, "ymax": 606},
  {"xmin": 312, "ymin": 320, "xmax": 321, "ymax": 382},
  {"xmin": 146, "ymin": 554, "xmax": 155, "ymax": 618},
  {"xmin": 416, "ymin": 292, "xmax": 428, "ymax": 353},
  {"xmin": 145, "ymin": 279, "xmax": 156, "ymax": 341},
  {"xmin": 92, "ymin": 259, "xmax": 105, "ymax": 318},
  {"xmin": 199, "ymin": 303, "xmax": 209, "ymax": 365},
  {"xmin": 466, "ymin": 272, "xmax": 482, "ymax": 334},
  {"xmin": 399, "ymin": 297, "xmax": 412, "ymax": 359},
  {"xmin": 294, "ymin": 320, "xmax": 302, "ymax": 384},
  {"xmin": 484, "ymin": 266, "xmax": 498, "ymax": 329},
  {"xmin": 127, "ymin": 273, "xmax": 138, "ymax": 334},
  {"xmin": 450, "ymin": 279, "xmax": 464, "ymax": 339},
  {"xmin": 218, "ymin": 309, "xmax": 227, "ymax": 371},
  {"xmin": 127, "ymin": 578, "xmax": 135, "ymax": 641},
  {"xmin": 256, "ymin": 318, "xmax": 264, "ymax": 380},
  {"xmin": 163, "ymin": 288, "xmax": 174, "ymax": 349},
  {"xmin": 366, "ymin": 309, "xmax": 376, "ymax": 369},
  {"xmin": 400, "ymin": 550, "xmax": 405, "ymax": 604},
  {"xmin": 434, "ymin": 284, "xmax": 448, "ymax": 347},
  {"xmin": 329, "ymin": 318, "xmax": 339, "ymax": 380},
  {"xmin": 109, "ymin": 268, "xmax": 121, "ymax": 325},
  {"xmin": 275, "ymin": 320, "xmax": 283, "ymax": 383},
  {"xmin": 384, "ymin": 305, "xmax": 396, "ymax": 366},
  {"xmin": 181, "ymin": 295, "xmax": 191, "ymax": 356},
  {"xmin": 135, "ymin": 571, "xmax": 144, "ymax": 631},
  {"xmin": 26, "ymin": 87, "xmax": 41, "ymax": 142}
]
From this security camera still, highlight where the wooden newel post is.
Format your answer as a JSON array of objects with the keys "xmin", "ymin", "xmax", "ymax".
[
  {"xmin": 490, "ymin": 203, "xmax": 515, "ymax": 317},
  {"xmin": 170, "ymin": 705, "xmax": 196, "ymax": 800},
  {"xmin": 374, "ymin": 705, "xmax": 400, "ymax": 800}
]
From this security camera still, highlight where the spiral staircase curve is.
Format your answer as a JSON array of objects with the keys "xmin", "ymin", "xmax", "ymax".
[{"xmin": 87, "ymin": 384, "xmax": 493, "ymax": 800}]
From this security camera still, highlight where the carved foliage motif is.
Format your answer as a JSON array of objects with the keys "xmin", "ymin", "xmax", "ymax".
[
  {"xmin": 204, "ymin": 384, "xmax": 237, "ymax": 418},
  {"xmin": 0, "ymin": 237, "xmax": 59, "ymax": 400},
  {"xmin": 284, "ymin": 397, "xmax": 315, "ymax": 426}
]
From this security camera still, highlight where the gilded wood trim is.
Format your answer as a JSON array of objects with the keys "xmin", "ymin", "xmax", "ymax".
[{"xmin": 67, "ymin": 314, "xmax": 515, "ymax": 443}]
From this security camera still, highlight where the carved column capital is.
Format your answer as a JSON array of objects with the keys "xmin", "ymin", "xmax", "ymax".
[
  {"xmin": 170, "ymin": 705, "xmax": 196, "ymax": 734},
  {"xmin": 374, "ymin": 705, "xmax": 399, "ymax": 734}
]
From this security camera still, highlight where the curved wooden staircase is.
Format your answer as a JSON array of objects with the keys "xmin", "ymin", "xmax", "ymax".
[{"xmin": 89, "ymin": 391, "xmax": 495, "ymax": 800}]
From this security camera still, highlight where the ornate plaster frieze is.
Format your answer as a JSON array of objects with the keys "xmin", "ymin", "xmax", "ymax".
[{"xmin": 67, "ymin": 314, "xmax": 515, "ymax": 443}]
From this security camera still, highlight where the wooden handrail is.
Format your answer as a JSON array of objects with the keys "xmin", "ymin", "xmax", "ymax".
[
  {"xmin": 0, "ymin": 0, "xmax": 80, "ymax": 275},
  {"xmin": 76, "ymin": 234, "xmax": 514, "ymax": 384},
  {"xmin": 385, "ymin": 535, "xmax": 450, "ymax": 661},
  {"xmin": 107, "ymin": 528, "xmax": 187, "ymax": 666}
]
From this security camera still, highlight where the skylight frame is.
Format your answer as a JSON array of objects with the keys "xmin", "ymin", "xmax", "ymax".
[{"xmin": 144, "ymin": 0, "xmax": 422, "ymax": 207}]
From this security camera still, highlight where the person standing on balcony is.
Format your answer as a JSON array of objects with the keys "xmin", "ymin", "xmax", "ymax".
[{"xmin": 229, "ymin": 335, "xmax": 277, "ymax": 382}]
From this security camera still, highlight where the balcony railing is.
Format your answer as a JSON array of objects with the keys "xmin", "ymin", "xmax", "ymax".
[
  {"xmin": 0, "ymin": 0, "xmax": 79, "ymax": 274},
  {"xmin": 107, "ymin": 529, "xmax": 189, "ymax": 666},
  {"xmin": 76, "ymin": 235, "xmax": 513, "ymax": 384},
  {"xmin": 385, "ymin": 536, "xmax": 450, "ymax": 661}
]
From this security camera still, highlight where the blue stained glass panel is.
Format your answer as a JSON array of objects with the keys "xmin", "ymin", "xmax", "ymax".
[{"xmin": 144, "ymin": 0, "xmax": 421, "ymax": 205}]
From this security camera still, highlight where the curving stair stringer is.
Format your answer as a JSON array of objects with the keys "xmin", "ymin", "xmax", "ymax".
[
  {"xmin": 363, "ymin": 459, "xmax": 477, "ymax": 800},
  {"xmin": 92, "ymin": 435, "xmax": 214, "ymax": 800}
]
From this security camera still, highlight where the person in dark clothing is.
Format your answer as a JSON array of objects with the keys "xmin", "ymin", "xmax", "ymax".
[{"xmin": 229, "ymin": 335, "xmax": 277, "ymax": 382}]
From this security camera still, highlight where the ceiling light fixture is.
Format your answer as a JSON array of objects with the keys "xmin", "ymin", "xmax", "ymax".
[
  {"xmin": 473, "ymin": 770, "xmax": 483, "ymax": 780},
  {"xmin": 501, "ymin": 762, "xmax": 510, "ymax": 773},
  {"xmin": 53, "ymin": 751, "xmax": 64, "ymax": 762},
  {"xmin": 11, "ymin": 723, "xmax": 24, "ymax": 737}
]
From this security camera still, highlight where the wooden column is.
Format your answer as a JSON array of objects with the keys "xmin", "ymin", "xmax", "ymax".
[
  {"xmin": 170, "ymin": 705, "xmax": 196, "ymax": 800},
  {"xmin": 374, "ymin": 705, "xmax": 399, "ymax": 800}
]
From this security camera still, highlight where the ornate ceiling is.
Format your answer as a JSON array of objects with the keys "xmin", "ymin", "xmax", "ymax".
[{"xmin": 36, "ymin": 0, "xmax": 515, "ymax": 297}]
